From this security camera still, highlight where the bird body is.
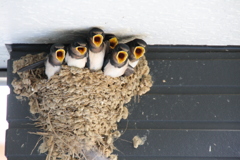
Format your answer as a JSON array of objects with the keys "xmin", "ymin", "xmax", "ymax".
[
  {"xmin": 104, "ymin": 59, "xmax": 128, "ymax": 78},
  {"xmin": 88, "ymin": 43, "xmax": 106, "ymax": 71},
  {"xmin": 45, "ymin": 58, "xmax": 62, "ymax": 79},
  {"xmin": 87, "ymin": 27, "xmax": 106, "ymax": 71},
  {"xmin": 65, "ymin": 53, "xmax": 87, "ymax": 68},
  {"xmin": 65, "ymin": 37, "xmax": 88, "ymax": 68}
]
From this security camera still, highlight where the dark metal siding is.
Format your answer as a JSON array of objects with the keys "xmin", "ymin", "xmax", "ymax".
[{"xmin": 6, "ymin": 44, "xmax": 240, "ymax": 160}]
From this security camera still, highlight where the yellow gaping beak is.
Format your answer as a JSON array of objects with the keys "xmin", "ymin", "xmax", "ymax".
[
  {"xmin": 75, "ymin": 47, "xmax": 87, "ymax": 55},
  {"xmin": 116, "ymin": 51, "xmax": 128, "ymax": 64},
  {"xmin": 133, "ymin": 46, "xmax": 145, "ymax": 59},
  {"xmin": 55, "ymin": 49, "xmax": 65, "ymax": 62},
  {"xmin": 93, "ymin": 34, "xmax": 103, "ymax": 47},
  {"xmin": 109, "ymin": 37, "xmax": 118, "ymax": 49}
]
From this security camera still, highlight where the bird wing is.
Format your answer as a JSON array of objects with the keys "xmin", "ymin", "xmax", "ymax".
[
  {"xmin": 104, "ymin": 41, "xmax": 110, "ymax": 56},
  {"xmin": 102, "ymin": 56, "xmax": 110, "ymax": 70},
  {"xmin": 86, "ymin": 55, "xmax": 90, "ymax": 69},
  {"xmin": 123, "ymin": 64, "xmax": 135, "ymax": 76},
  {"xmin": 17, "ymin": 59, "xmax": 46, "ymax": 72}
]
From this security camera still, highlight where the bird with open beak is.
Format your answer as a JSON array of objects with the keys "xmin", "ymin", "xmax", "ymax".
[
  {"xmin": 123, "ymin": 39, "xmax": 147, "ymax": 76},
  {"xmin": 103, "ymin": 34, "xmax": 119, "ymax": 62},
  {"xmin": 18, "ymin": 43, "xmax": 66, "ymax": 79},
  {"xmin": 87, "ymin": 27, "xmax": 106, "ymax": 71},
  {"xmin": 104, "ymin": 34, "xmax": 118, "ymax": 52},
  {"xmin": 103, "ymin": 43, "xmax": 129, "ymax": 78},
  {"xmin": 126, "ymin": 38, "xmax": 147, "ymax": 68},
  {"xmin": 65, "ymin": 37, "xmax": 88, "ymax": 68}
]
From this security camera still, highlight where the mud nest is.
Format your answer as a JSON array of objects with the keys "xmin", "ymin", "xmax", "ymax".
[{"xmin": 12, "ymin": 52, "xmax": 153, "ymax": 160}]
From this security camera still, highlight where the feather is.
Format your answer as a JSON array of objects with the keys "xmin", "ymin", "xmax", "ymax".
[
  {"xmin": 83, "ymin": 149, "xmax": 108, "ymax": 160},
  {"xmin": 123, "ymin": 64, "xmax": 135, "ymax": 76},
  {"xmin": 17, "ymin": 59, "xmax": 46, "ymax": 72}
]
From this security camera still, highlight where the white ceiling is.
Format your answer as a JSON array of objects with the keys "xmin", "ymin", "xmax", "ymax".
[{"xmin": 0, "ymin": 0, "xmax": 240, "ymax": 68}]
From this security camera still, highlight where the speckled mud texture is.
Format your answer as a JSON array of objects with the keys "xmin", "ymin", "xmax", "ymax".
[
  {"xmin": 12, "ymin": 52, "xmax": 153, "ymax": 160},
  {"xmin": 132, "ymin": 135, "xmax": 147, "ymax": 149}
]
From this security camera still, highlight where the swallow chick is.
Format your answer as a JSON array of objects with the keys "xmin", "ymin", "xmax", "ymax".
[
  {"xmin": 126, "ymin": 39, "xmax": 147, "ymax": 68},
  {"xmin": 104, "ymin": 34, "xmax": 118, "ymax": 61},
  {"xmin": 87, "ymin": 27, "xmax": 106, "ymax": 71},
  {"xmin": 104, "ymin": 34, "xmax": 118, "ymax": 50},
  {"xmin": 44, "ymin": 44, "xmax": 65, "ymax": 79},
  {"xmin": 18, "ymin": 43, "xmax": 66, "ymax": 79},
  {"xmin": 65, "ymin": 37, "xmax": 88, "ymax": 68},
  {"xmin": 103, "ymin": 43, "xmax": 129, "ymax": 78}
]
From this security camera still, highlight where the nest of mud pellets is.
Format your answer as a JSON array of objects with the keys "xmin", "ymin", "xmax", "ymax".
[{"xmin": 12, "ymin": 52, "xmax": 153, "ymax": 160}]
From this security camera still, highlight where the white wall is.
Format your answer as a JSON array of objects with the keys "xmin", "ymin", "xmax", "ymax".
[{"xmin": 0, "ymin": 0, "xmax": 240, "ymax": 68}]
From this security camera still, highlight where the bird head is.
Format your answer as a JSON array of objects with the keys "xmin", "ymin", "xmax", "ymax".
[
  {"xmin": 113, "ymin": 44, "xmax": 129, "ymax": 64},
  {"xmin": 88, "ymin": 28, "xmax": 104, "ymax": 48},
  {"xmin": 128, "ymin": 39, "xmax": 147, "ymax": 60},
  {"xmin": 50, "ymin": 43, "xmax": 66, "ymax": 63},
  {"xmin": 55, "ymin": 49, "xmax": 65, "ymax": 62},
  {"xmin": 105, "ymin": 34, "xmax": 118, "ymax": 49},
  {"xmin": 71, "ymin": 37, "xmax": 88, "ymax": 56}
]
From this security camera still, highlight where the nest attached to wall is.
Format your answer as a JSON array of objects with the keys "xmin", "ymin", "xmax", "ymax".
[{"xmin": 12, "ymin": 52, "xmax": 152, "ymax": 160}]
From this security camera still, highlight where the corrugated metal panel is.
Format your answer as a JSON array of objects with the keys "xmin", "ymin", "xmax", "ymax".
[{"xmin": 6, "ymin": 44, "xmax": 240, "ymax": 160}]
